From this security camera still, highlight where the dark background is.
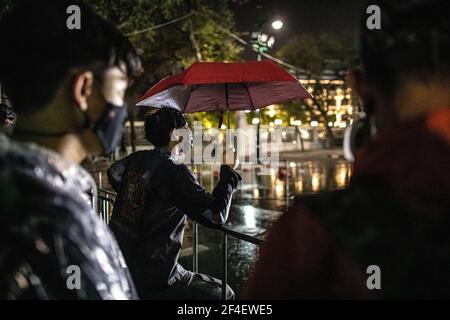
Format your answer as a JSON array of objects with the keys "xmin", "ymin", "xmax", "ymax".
[{"xmin": 230, "ymin": 0, "xmax": 366, "ymax": 59}]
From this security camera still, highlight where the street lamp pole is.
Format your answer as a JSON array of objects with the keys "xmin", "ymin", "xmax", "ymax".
[
  {"xmin": 252, "ymin": 18, "xmax": 283, "ymax": 163},
  {"xmin": 256, "ymin": 52, "xmax": 262, "ymax": 163}
]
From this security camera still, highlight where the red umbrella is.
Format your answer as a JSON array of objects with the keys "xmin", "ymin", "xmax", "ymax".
[{"xmin": 136, "ymin": 60, "xmax": 312, "ymax": 113}]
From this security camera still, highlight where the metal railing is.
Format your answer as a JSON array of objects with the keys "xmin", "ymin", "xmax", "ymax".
[
  {"xmin": 94, "ymin": 188, "xmax": 264, "ymax": 300},
  {"xmin": 96, "ymin": 188, "xmax": 116, "ymax": 225},
  {"xmin": 192, "ymin": 222, "xmax": 264, "ymax": 300},
  {"xmin": 195, "ymin": 159, "xmax": 292, "ymax": 208}
]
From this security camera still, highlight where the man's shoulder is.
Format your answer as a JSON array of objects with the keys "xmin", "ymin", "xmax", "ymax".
[
  {"xmin": 0, "ymin": 135, "xmax": 60, "ymax": 187},
  {"xmin": 0, "ymin": 136, "xmax": 137, "ymax": 299},
  {"xmin": 0, "ymin": 135, "xmax": 94, "ymax": 197},
  {"xmin": 0, "ymin": 196, "xmax": 135, "ymax": 299},
  {"xmin": 0, "ymin": 167, "xmax": 136, "ymax": 299}
]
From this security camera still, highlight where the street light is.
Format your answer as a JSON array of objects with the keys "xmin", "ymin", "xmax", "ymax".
[
  {"xmin": 251, "ymin": 17, "xmax": 284, "ymax": 61},
  {"xmin": 271, "ymin": 19, "xmax": 284, "ymax": 30},
  {"xmin": 274, "ymin": 119, "xmax": 283, "ymax": 126},
  {"xmin": 251, "ymin": 17, "xmax": 284, "ymax": 163}
]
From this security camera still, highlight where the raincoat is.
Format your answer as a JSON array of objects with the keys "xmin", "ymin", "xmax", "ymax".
[{"xmin": 0, "ymin": 134, "xmax": 138, "ymax": 300}]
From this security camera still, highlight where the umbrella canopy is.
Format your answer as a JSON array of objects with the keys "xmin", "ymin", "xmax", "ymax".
[{"xmin": 136, "ymin": 60, "xmax": 312, "ymax": 112}]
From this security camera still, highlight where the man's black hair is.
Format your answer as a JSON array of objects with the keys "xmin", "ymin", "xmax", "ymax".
[
  {"xmin": 145, "ymin": 108, "xmax": 187, "ymax": 147},
  {"xmin": 360, "ymin": 0, "xmax": 449, "ymax": 95},
  {"xmin": 0, "ymin": 0, "xmax": 142, "ymax": 113}
]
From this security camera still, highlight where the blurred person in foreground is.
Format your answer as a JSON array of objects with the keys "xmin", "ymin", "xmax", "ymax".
[
  {"xmin": 244, "ymin": 0, "xmax": 450, "ymax": 299},
  {"xmin": 107, "ymin": 107, "xmax": 241, "ymax": 300},
  {"xmin": 0, "ymin": 0, "xmax": 141, "ymax": 299}
]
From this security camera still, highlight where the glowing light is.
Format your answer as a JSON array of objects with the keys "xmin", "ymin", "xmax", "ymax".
[
  {"xmin": 310, "ymin": 121, "xmax": 319, "ymax": 127},
  {"xmin": 221, "ymin": 124, "xmax": 227, "ymax": 130},
  {"xmin": 275, "ymin": 183, "xmax": 284, "ymax": 198},
  {"xmin": 274, "ymin": 119, "xmax": 283, "ymax": 126},
  {"xmin": 300, "ymin": 129, "xmax": 310, "ymax": 139},
  {"xmin": 335, "ymin": 167, "xmax": 348, "ymax": 188},
  {"xmin": 328, "ymin": 122, "xmax": 333, "ymax": 127},
  {"xmin": 292, "ymin": 120, "xmax": 302, "ymax": 126},
  {"xmin": 260, "ymin": 33, "xmax": 269, "ymax": 43},
  {"xmin": 268, "ymin": 110, "xmax": 276, "ymax": 118},
  {"xmin": 252, "ymin": 117, "xmax": 260, "ymax": 125},
  {"xmin": 289, "ymin": 162, "xmax": 296, "ymax": 168},
  {"xmin": 339, "ymin": 122, "xmax": 347, "ymax": 128},
  {"xmin": 296, "ymin": 180, "xmax": 303, "ymax": 193},
  {"xmin": 312, "ymin": 173, "xmax": 321, "ymax": 192},
  {"xmin": 271, "ymin": 19, "xmax": 284, "ymax": 30},
  {"xmin": 243, "ymin": 205, "xmax": 257, "ymax": 229}
]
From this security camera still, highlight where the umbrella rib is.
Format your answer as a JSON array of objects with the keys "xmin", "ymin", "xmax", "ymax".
[
  {"xmin": 242, "ymin": 83, "xmax": 255, "ymax": 110},
  {"xmin": 182, "ymin": 85, "xmax": 199, "ymax": 113}
]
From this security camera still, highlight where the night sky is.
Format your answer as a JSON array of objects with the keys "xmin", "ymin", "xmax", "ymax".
[{"xmin": 230, "ymin": 0, "xmax": 366, "ymax": 58}]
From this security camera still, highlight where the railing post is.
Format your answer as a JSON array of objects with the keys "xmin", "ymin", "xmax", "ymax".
[
  {"xmin": 105, "ymin": 194, "xmax": 110, "ymax": 225},
  {"xmin": 285, "ymin": 159, "xmax": 290, "ymax": 208},
  {"xmin": 192, "ymin": 222, "xmax": 198, "ymax": 273},
  {"xmin": 99, "ymin": 196, "xmax": 104, "ymax": 221},
  {"xmin": 251, "ymin": 164, "xmax": 255, "ymax": 200},
  {"xmin": 98, "ymin": 172, "xmax": 102, "ymax": 189},
  {"xmin": 221, "ymin": 232, "xmax": 228, "ymax": 300},
  {"xmin": 104, "ymin": 198, "xmax": 108, "ymax": 224}
]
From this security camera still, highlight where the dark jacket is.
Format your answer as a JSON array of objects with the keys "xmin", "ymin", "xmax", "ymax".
[
  {"xmin": 244, "ymin": 108, "xmax": 450, "ymax": 299},
  {"xmin": 0, "ymin": 134, "xmax": 138, "ymax": 300},
  {"xmin": 107, "ymin": 147, "xmax": 241, "ymax": 296}
]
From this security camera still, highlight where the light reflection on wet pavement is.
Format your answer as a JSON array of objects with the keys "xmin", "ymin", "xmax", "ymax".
[{"xmin": 180, "ymin": 154, "xmax": 352, "ymax": 294}]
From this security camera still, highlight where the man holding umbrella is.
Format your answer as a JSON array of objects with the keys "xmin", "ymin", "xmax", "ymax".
[{"xmin": 107, "ymin": 107, "xmax": 241, "ymax": 300}]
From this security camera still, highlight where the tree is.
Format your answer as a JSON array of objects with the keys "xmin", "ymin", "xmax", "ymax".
[
  {"xmin": 90, "ymin": 1, "xmax": 242, "ymax": 117},
  {"xmin": 88, "ymin": 0, "xmax": 243, "ymax": 150},
  {"xmin": 0, "ymin": 0, "xmax": 13, "ymax": 17}
]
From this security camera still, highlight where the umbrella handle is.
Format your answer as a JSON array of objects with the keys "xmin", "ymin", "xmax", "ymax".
[
  {"xmin": 218, "ymin": 110, "xmax": 224, "ymax": 129},
  {"xmin": 212, "ymin": 111, "xmax": 224, "ymax": 158}
]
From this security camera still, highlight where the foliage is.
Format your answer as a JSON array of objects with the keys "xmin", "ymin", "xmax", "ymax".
[
  {"xmin": 276, "ymin": 33, "xmax": 359, "ymax": 76},
  {"xmin": 89, "ymin": 0, "xmax": 242, "ymax": 126},
  {"xmin": 0, "ymin": 0, "xmax": 13, "ymax": 17}
]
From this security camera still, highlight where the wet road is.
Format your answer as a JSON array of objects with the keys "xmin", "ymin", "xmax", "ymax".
[{"xmin": 180, "ymin": 152, "xmax": 352, "ymax": 295}]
